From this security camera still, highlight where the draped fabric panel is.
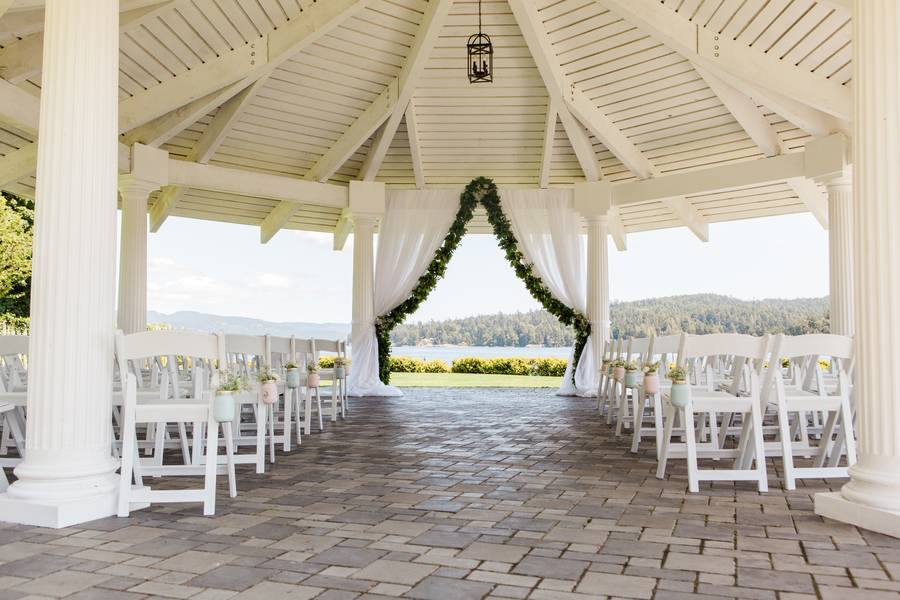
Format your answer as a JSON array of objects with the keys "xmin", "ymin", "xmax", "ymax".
[
  {"xmin": 348, "ymin": 189, "xmax": 460, "ymax": 397},
  {"xmin": 502, "ymin": 189, "xmax": 598, "ymax": 396}
]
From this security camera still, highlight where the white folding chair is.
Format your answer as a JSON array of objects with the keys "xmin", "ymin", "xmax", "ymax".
[
  {"xmin": 224, "ymin": 334, "xmax": 274, "ymax": 472},
  {"xmin": 269, "ymin": 335, "xmax": 299, "ymax": 452},
  {"xmin": 657, "ymin": 333, "xmax": 770, "ymax": 493},
  {"xmin": 296, "ymin": 338, "xmax": 324, "ymax": 434},
  {"xmin": 615, "ymin": 336, "xmax": 650, "ymax": 438},
  {"xmin": 760, "ymin": 333, "xmax": 856, "ymax": 489},
  {"xmin": 315, "ymin": 338, "xmax": 347, "ymax": 422},
  {"xmin": 115, "ymin": 330, "xmax": 236, "ymax": 517}
]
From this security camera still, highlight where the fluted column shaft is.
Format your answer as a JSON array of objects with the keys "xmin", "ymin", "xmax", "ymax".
[
  {"xmin": 841, "ymin": 0, "xmax": 900, "ymax": 512},
  {"xmin": 826, "ymin": 179, "xmax": 854, "ymax": 337},
  {"xmin": 585, "ymin": 215, "xmax": 610, "ymax": 361},
  {"xmin": 5, "ymin": 0, "xmax": 120, "ymax": 518},
  {"xmin": 117, "ymin": 178, "xmax": 157, "ymax": 334},
  {"xmin": 350, "ymin": 216, "xmax": 376, "ymax": 367}
]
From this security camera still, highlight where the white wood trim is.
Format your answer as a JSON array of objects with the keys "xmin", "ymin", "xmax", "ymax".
[
  {"xmin": 558, "ymin": 107, "xmax": 601, "ymax": 183},
  {"xmin": 695, "ymin": 65, "xmax": 782, "ymax": 158},
  {"xmin": 0, "ymin": 142, "xmax": 36, "ymax": 188},
  {"xmin": 787, "ymin": 177, "xmax": 828, "ymax": 229},
  {"xmin": 661, "ymin": 197, "xmax": 709, "ymax": 242},
  {"xmin": 509, "ymin": 0, "xmax": 652, "ymax": 180},
  {"xmin": 0, "ymin": 78, "xmax": 38, "ymax": 136},
  {"xmin": 598, "ymin": 0, "xmax": 851, "ymax": 121},
  {"xmin": 149, "ymin": 185, "xmax": 184, "ymax": 233},
  {"xmin": 405, "ymin": 100, "xmax": 425, "ymax": 189},
  {"xmin": 359, "ymin": 0, "xmax": 451, "ymax": 181},
  {"xmin": 609, "ymin": 206, "xmax": 627, "ymax": 251},
  {"xmin": 167, "ymin": 160, "xmax": 347, "ymax": 209},
  {"xmin": 539, "ymin": 99, "xmax": 557, "ymax": 189},
  {"xmin": 0, "ymin": 0, "xmax": 14, "ymax": 20},
  {"xmin": 333, "ymin": 208, "xmax": 353, "ymax": 251}
]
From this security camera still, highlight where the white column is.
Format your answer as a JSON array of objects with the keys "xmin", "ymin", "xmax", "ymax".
[
  {"xmin": 815, "ymin": 0, "xmax": 900, "ymax": 537},
  {"xmin": 826, "ymin": 177, "xmax": 854, "ymax": 336},
  {"xmin": 117, "ymin": 177, "xmax": 157, "ymax": 334},
  {"xmin": 0, "ymin": 0, "xmax": 120, "ymax": 528},
  {"xmin": 586, "ymin": 214, "xmax": 611, "ymax": 359},
  {"xmin": 350, "ymin": 215, "xmax": 376, "ymax": 371}
]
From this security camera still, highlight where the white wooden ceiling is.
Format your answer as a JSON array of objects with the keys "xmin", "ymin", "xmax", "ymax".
[{"xmin": 0, "ymin": 0, "xmax": 851, "ymax": 239}]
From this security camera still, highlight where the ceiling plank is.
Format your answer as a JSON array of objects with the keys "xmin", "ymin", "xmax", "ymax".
[
  {"xmin": 261, "ymin": 0, "xmax": 451, "ymax": 243},
  {"xmin": 0, "ymin": 1, "xmax": 174, "ymax": 84},
  {"xmin": 358, "ymin": 0, "xmax": 451, "ymax": 181},
  {"xmin": 599, "ymin": 0, "xmax": 851, "ymax": 121},
  {"xmin": 509, "ymin": 0, "xmax": 653, "ymax": 180},
  {"xmin": 0, "ymin": 142, "xmax": 36, "ymax": 188},
  {"xmin": 0, "ymin": 78, "xmax": 38, "ymax": 135}
]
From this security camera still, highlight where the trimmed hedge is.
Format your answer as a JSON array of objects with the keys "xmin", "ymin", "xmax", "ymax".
[{"xmin": 386, "ymin": 356, "xmax": 567, "ymax": 377}]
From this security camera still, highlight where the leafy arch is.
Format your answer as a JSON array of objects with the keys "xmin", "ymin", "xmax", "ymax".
[{"xmin": 375, "ymin": 177, "xmax": 591, "ymax": 383}]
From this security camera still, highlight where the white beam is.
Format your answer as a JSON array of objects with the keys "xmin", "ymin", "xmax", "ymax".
[
  {"xmin": 333, "ymin": 208, "xmax": 353, "ymax": 251},
  {"xmin": 695, "ymin": 65, "xmax": 782, "ymax": 158},
  {"xmin": 405, "ymin": 100, "xmax": 425, "ymax": 189},
  {"xmin": 149, "ymin": 185, "xmax": 184, "ymax": 232},
  {"xmin": 786, "ymin": 177, "xmax": 828, "ymax": 229},
  {"xmin": 539, "ymin": 99, "xmax": 557, "ymax": 189},
  {"xmin": 359, "ymin": 0, "xmax": 451, "ymax": 181},
  {"xmin": 661, "ymin": 197, "xmax": 709, "ymax": 242},
  {"xmin": 0, "ymin": 78, "xmax": 38, "ymax": 135},
  {"xmin": 599, "ymin": 0, "xmax": 851, "ymax": 121},
  {"xmin": 509, "ymin": 0, "xmax": 653, "ymax": 180},
  {"xmin": 167, "ymin": 160, "xmax": 348, "ymax": 209},
  {"xmin": 559, "ymin": 107, "xmax": 601, "ymax": 182},
  {"xmin": 608, "ymin": 206, "xmax": 627, "ymax": 251}
]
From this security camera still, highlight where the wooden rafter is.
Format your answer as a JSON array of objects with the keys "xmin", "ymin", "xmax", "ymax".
[
  {"xmin": 405, "ymin": 100, "xmax": 425, "ymax": 189},
  {"xmin": 539, "ymin": 99, "xmax": 557, "ymax": 189}
]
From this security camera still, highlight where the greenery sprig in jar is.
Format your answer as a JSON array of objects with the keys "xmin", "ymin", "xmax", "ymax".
[
  {"xmin": 642, "ymin": 361, "xmax": 660, "ymax": 394},
  {"xmin": 667, "ymin": 364, "xmax": 690, "ymax": 407},
  {"xmin": 215, "ymin": 370, "xmax": 249, "ymax": 422}
]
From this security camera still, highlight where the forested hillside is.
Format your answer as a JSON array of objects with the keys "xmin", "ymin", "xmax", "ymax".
[{"xmin": 390, "ymin": 294, "xmax": 829, "ymax": 347}]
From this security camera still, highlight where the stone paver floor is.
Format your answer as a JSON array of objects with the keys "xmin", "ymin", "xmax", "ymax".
[{"xmin": 1, "ymin": 388, "xmax": 899, "ymax": 599}]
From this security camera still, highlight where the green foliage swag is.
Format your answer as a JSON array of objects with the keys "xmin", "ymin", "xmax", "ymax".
[{"xmin": 374, "ymin": 177, "xmax": 591, "ymax": 384}]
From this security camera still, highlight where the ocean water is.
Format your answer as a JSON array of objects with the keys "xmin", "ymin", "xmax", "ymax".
[{"xmin": 390, "ymin": 345, "xmax": 571, "ymax": 364}]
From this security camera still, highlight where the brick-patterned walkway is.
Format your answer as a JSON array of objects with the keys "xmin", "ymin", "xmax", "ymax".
[{"xmin": 1, "ymin": 388, "xmax": 898, "ymax": 599}]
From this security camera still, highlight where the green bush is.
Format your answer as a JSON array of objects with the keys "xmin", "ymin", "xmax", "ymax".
[
  {"xmin": 450, "ymin": 356, "xmax": 567, "ymax": 377},
  {"xmin": 318, "ymin": 356, "xmax": 335, "ymax": 369},
  {"xmin": 422, "ymin": 359, "xmax": 451, "ymax": 373},
  {"xmin": 389, "ymin": 356, "xmax": 426, "ymax": 373}
]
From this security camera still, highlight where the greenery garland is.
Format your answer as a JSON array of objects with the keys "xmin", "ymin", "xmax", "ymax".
[{"xmin": 375, "ymin": 177, "xmax": 591, "ymax": 384}]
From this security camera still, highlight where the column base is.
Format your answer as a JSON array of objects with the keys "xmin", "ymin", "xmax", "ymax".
[
  {"xmin": 0, "ymin": 488, "xmax": 119, "ymax": 529},
  {"xmin": 815, "ymin": 492, "xmax": 900, "ymax": 538}
]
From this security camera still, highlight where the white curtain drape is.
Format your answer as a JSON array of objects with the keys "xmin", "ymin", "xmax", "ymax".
[
  {"xmin": 502, "ymin": 188, "xmax": 598, "ymax": 396},
  {"xmin": 348, "ymin": 189, "xmax": 460, "ymax": 397}
]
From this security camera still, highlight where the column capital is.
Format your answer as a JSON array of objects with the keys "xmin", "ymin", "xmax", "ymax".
[
  {"xmin": 822, "ymin": 168, "xmax": 853, "ymax": 193},
  {"xmin": 117, "ymin": 174, "xmax": 161, "ymax": 201},
  {"xmin": 349, "ymin": 180, "xmax": 385, "ymax": 224}
]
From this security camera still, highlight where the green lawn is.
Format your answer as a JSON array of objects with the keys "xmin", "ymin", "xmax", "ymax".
[{"xmin": 388, "ymin": 372, "xmax": 563, "ymax": 387}]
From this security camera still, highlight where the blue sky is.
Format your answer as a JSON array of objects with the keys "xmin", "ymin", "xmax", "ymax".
[{"xmin": 145, "ymin": 212, "xmax": 828, "ymax": 324}]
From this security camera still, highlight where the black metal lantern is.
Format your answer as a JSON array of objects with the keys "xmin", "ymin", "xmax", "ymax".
[{"xmin": 467, "ymin": 0, "xmax": 492, "ymax": 83}]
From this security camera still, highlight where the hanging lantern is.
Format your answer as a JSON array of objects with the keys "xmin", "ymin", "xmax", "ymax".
[{"xmin": 467, "ymin": 0, "xmax": 492, "ymax": 83}]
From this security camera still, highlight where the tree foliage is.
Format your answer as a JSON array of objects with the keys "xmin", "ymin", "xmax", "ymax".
[
  {"xmin": 391, "ymin": 294, "xmax": 830, "ymax": 347},
  {"xmin": 0, "ymin": 192, "xmax": 33, "ymax": 323}
]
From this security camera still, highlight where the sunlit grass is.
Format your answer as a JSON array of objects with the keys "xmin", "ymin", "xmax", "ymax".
[{"xmin": 388, "ymin": 372, "xmax": 563, "ymax": 388}]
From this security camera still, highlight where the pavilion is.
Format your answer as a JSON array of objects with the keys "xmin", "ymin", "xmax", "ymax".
[{"xmin": 0, "ymin": 0, "xmax": 895, "ymax": 541}]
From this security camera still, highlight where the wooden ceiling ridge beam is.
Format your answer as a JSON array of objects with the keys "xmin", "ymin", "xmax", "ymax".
[
  {"xmin": 260, "ymin": 0, "xmax": 451, "ymax": 244},
  {"xmin": 598, "ymin": 0, "xmax": 851, "ymax": 121}
]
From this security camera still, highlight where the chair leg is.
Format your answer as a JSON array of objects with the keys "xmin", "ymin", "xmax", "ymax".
[
  {"xmin": 282, "ymin": 391, "xmax": 293, "ymax": 452},
  {"xmin": 118, "ymin": 402, "xmax": 137, "ymax": 518},
  {"xmin": 331, "ymin": 383, "xmax": 338, "ymax": 423},
  {"xmin": 777, "ymin": 401, "xmax": 796, "ymax": 491},
  {"xmin": 656, "ymin": 403, "xmax": 676, "ymax": 480},
  {"xmin": 630, "ymin": 391, "xmax": 644, "ymax": 453},
  {"xmin": 268, "ymin": 405, "xmax": 276, "ymax": 463},
  {"xmin": 684, "ymin": 405, "xmax": 700, "ymax": 493},
  {"xmin": 840, "ymin": 395, "xmax": 857, "ymax": 466},
  {"xmin": 202, "ymin": 417, "xmax": 218, "ymax": 516},
  {"xmin": 304, "ymin": 388, "xmax": 313, "ymax": 435},
  {"xmin": 653, "ymin": 393, "xmax": 664, "ymax": 460},
  {"xmin": 255, "ymin": 402, "xmax": 266, "ymax": 474},
  {"xmin": 316, "ymin": 389, "xmax": 324, "ymax": 432},
  {"xmin": 223, "ymin": 421, "xmax": 237, "ymax": 498},
  {"xmin": 750, "ymin": 402, "xmax": 768, "ymax": 492},
  {"xmin": 178, "ymin": 422, "xmax": 191, "ymax": 464}
]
